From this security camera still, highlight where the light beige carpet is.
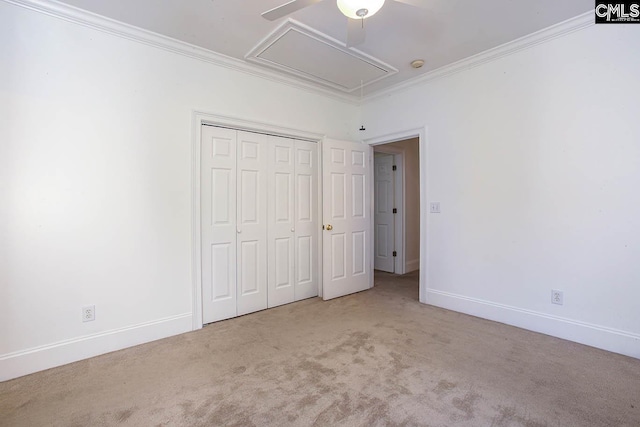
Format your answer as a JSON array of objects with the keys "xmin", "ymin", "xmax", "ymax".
[{"xmin": 1, "ymin": 271, "xmax": 639, "ymax": 426}]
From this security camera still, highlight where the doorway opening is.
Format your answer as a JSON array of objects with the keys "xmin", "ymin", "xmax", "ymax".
[{"xmin": 372, "ymin": 137, "xmax": 421, "ymax": 297}]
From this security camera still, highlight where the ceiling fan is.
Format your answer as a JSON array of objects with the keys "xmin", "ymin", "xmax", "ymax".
[{"xmin": 261, "ymin": 0, "xmax": 425, "ymax": 47}]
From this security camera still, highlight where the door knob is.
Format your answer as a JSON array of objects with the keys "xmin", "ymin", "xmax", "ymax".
[
  {"xmin": 237, "ymin": 229, "xmax": 242, "ymax": 234},
  {"xmin": 326, "ymin": 224, "xmax": 333, "ymax": 231},
  {"xmin": 291, "ymin": 228, "xmax": 295, "ymax": 233}
]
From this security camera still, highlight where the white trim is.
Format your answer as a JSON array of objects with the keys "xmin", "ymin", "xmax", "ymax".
[
  {"xmin": 3, "ymin": 0, "xmax": 357, "ymax": 104},
  {"xmin": 369, "ymin": 146, "xmax": 375, "ymax": 290},
  {"xmin": 427, "ymin": 289, "xmax": 640, "ymax": 359},
  {"xmin": 0, "ymin": 313, "xmax": 192, "ymax": 381},
  {"xmin": 4, "ymin": 0, "xmax": 593, "ymax": 102},
  {"xmin": 405, "ymin": 258, "xmax": 420, "ymax": 273},
  {"xmin": 191, "ymin": 111, "xmax": 325, "ymax": 330},
  {"xmin": 373, "ymin": 147, "xmax": 406, "ymax": 275},
  {"xmin": 363, "ymin": 11, "xmax": 594, "ymax": 103},
  {"xmin": 245, "ymin": 19, "xmax": 397, "ymax": 93},
  {"xmin": 191, "ymin": 115, "xmax": 204, "ymax": 331},
  {"xmin": 196, "ymin": 111, "xmax": 324, "ymax": 142},
  {"xmin": 364, "ymin": 127, "xmax": 428, "ymax": 302},
  {"xmin": 395, "ymin": 154, "xmax": 405, "ymax": 274},
  {"xmin": 317, "ymin": 138, "xmax": 325, "ymax": 299}
]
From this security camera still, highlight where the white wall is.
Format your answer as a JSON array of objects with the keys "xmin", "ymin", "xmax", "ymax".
[
  {"xmin": 0, "ymin": 2, "xmax": 358, "ymax": 380},
  {"xmin": 362, "ymin": 23, "xmax": 640, "ymax": 358}
]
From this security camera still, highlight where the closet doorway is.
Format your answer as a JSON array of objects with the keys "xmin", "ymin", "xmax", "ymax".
[
  {"xmin": 200, "ymin": 124, "xmax": 319, "ymax": 324},
  {"xmin": 192, "ymin": 112, "xmax": 375, "ymax": 328}
]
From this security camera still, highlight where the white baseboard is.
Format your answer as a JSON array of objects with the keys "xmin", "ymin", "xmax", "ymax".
[
  {"xmin": 426, "ymin": 289, "xmax": 640, "ymax": 359},
  {"xmin": 0, "ymin": 313, "xmax": 193, "ymax": 382},
  {"xmin": 405, "ymin": 259, "xmax": 420, "ymax": 273}
]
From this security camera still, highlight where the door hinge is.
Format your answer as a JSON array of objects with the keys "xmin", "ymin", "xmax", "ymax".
[
  {"xmin": 392, "ymin": 165, "xmax": 397, "ymax": 171},
  {"xmin": 393, "ymin": 208, "xmax": 397, "ymax": 214},
  {"xmin": 393, "ymin": 251, "xmax": 397, "ymax": 257}
]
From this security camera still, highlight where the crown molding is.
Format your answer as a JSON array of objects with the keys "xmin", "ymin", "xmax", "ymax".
[
  {"xmin": 5, "ymin": 0, "xmax": 594, "ymax": 105},
  {"xmin": 3, "ymin": 0, "xmax": 359, "ymax": 105},
  {"xmin": 363, "ymin": 11, "xmax": 595, "ymax": 103}
]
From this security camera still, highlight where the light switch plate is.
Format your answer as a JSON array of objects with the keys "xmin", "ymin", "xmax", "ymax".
[{"xmin": 430, "ymin": 202, "xmax": 441, "ymax": 213}]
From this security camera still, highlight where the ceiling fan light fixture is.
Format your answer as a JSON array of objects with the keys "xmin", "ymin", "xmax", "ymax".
[{"xmin": 337, "ymin": 0, "xmax": 386, "ymax": 20}]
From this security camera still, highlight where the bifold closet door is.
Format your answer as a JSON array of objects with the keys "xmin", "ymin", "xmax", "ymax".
[
  {"xmin": 203, "ymin": 126, "xmax": 315, "ymax": 322},
  {"xmin": 294, "ymin": 140, "xmax": 319, "ymax": 301},
  {"xmin": 267, "ymin": 136, "xmax": 295, "ymax": 307},
  {"xmin": 267, "ymin": 136, "xmax": 319, "ymax": 307},
  {"xmin": 236, "ymin": 131, "xmax": 268, "ymax": 316},
  {"xmin": 201, "ymin": 126, "xmax": 237, "ymax": 324}
]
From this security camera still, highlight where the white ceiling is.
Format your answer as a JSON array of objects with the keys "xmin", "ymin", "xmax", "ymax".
[{"xmin": 56, "ymin": 0, "xmax": 593, "ymax": 97}]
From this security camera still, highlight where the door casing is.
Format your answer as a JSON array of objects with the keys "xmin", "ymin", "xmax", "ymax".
[{"xmin": 365, "ymin": 127, "xmax": 428, "ymax": 304}]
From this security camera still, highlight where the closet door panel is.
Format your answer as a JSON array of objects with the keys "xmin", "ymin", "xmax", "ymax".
[
  {"xmin": 267, "ymin": 136, "xmax": 295, "ymax": 308},
  {"xmin": 294, "ymin": 140, "xmax": 319, "ymax": 301},
  {"xmin": 237, "ymin": 131, "xmax": 268, "ymax": 316},
  {"xmin": 201, "ymin": 126, "xmax": 237, "ymax": 323}
]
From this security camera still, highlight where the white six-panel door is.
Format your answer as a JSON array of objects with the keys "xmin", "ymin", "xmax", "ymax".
[
  {"xmin": 201, "ymin": 126, "xmax": 238, "ymax": 323},
  {"xmin": 322, "ymin": 139, "xmax": 372, "ymax": 300},
  {"xmin": 374, "ymin": 153, "xmax": 395, "ymax": 273},
  {"xmin": 267, "ymin": 136, "xmax": 319, "ymax": 307},
  {"xmin": 267, "ymin": 136, "xmax": 296, "ymax": 307},
  {"xmin": 294, "ymin": 140, "xmax": 319, "ymax": 301},
  {"xmin": 236, "ymin": 131, "xmax": 268, "ymax": 316}
]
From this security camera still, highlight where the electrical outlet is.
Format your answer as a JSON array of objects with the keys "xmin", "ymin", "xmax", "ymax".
[
  {"xmin": 430, "ymin": 202, "xmax": 441, "ymax": 213},
  {"xmin": 551, "ymin": 290, "xmax": 563, "ymax": 305},
  {"xmin": 82, "ymin": 305, "xmax": 95, "ymax": 322}
]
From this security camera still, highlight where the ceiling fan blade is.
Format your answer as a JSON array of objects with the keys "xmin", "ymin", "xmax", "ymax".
[
  {"xmin": 392, "ymin": 0, "xmax": 428, "ymax": 8},
  {"xmin": 346, "ymin": 18, "xmax": 366, "ymax": 47},
  {"xmin": 261, "ymin": 0, "xmax": 325, "ymax": 21}
]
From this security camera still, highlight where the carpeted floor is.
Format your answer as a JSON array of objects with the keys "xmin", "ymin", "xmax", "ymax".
[{"xmin": 1, "ymin": 271, "xmax": 639, "ymax": 426}]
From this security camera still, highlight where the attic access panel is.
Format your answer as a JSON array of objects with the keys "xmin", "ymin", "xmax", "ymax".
[{"xmin": 246, "ymin": 20, "xmax": 397, "ymax": 93}]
